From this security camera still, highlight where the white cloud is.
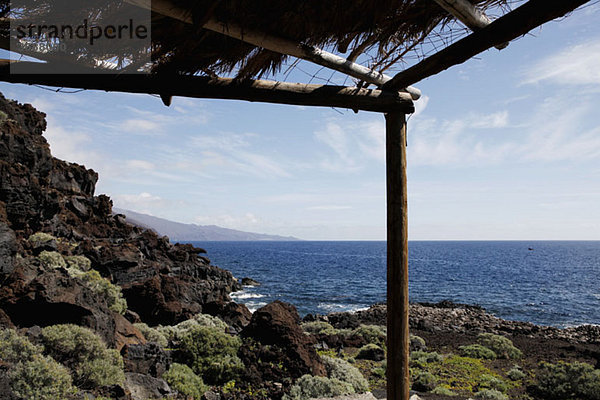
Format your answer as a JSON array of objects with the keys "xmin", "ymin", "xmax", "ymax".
[
  {"xmin": 125, "ymin": 160, "xmax": 155, "ymax": 170},
  {"xmin": 522, "ymin": 38, "xmax": 600, "ymax": 87},
  {"xmin": 120, "ymin": 119, "xmax": 162, "ymax": 133}
]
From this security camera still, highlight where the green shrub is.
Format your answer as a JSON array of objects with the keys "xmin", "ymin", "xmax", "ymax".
[
  {"xmin": 0, "ymin": 328, "xmax": 43, "ymax": 363},
  {"xmin": 40, "ymin": 324, "xmax": 124, "ymax": 388},
  {"xmin": 64, "ymin": 255, "xmax": 92, "ymax": 272},
  {"xmin": 416, "ymin": 355, "xmax": 500, "ymax": 394},
  {"xmin": 507, "ymin": 365, "xmax": 526, "ymax": 381},
  {"xmin": 8, "ymin": 354, "xmax": 76, "ymax": 400},
  {"xmin": 477, "ymin": 333, "xmax": 522, "ymax": 359},
  {"xmin": 531, "ymin": 361, "xmax": 600, "ymax": 400},
  {"xmin": 474, "ymin": 389, "xmax": 508, "ymax": 400},
  {"xmin": 459, "ymin": 344, "xmax": 497, "ymax": 360},
  {"xmin": 28, "ymin": 232, "xmax": 56, "ymax": 245},
  {"xmin": 410, "ymin": 351, "xmax": 443, "ymax": 367},
  {"xmin": 432, "ymin": 386, "xmax": 457, "ymax": 396},
  {"xmin": 350, "ymin": 325, "xmax": 386, "ymax": 347},
  {"xmin": 356, "ymin": 343, "xmax": 385, "ymax": 361},
  {"xmin": 410, "ymin": 334, "xmax": 426, "ymax": 350},
  {"xmin": 322, "ymin": 356, "xmax": 369, "ymax": 393},
  {"xmin": 412, "ymin": 370, "xmax": 437, "ymax": 392},
  {"xmin": 301, "ymin": 321, "xmax": 337, "ymax": 336},
  {"xmin": 479, "ymin": 374, "xmax": 508, "ymax": 393},
  {"xmin": 179, "ymin": 326, "xmax": 243, "ymax": 385},
  {"xmin": 79, "ymin": 270, "xmax": 127, "ymax": 314},
  {"xmin": 38, "ymin": 251, "xmax": 66, "ymax": 269},
  {"xmin": 284, "ymin": 375, "xmax": 354, "ymax": 400},
  {"xmin": 163, "ymin": 363, "xmax": 208, "ymax": 400},
  {"xmin": 134, "ymin": 323, "xmax": 169, "ymax": 348}
]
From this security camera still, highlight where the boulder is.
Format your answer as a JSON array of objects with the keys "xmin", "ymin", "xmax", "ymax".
[
  {"xmin": 240, "ymin": 301, "xmax": 326, "ymax": 385},
  {"xmin": 203, "ymin": 301, "xmax": 252, "ymax": 332},
  {"xmin": 122, "ymin": 343, "xmax": 171, "ymax": 378},
  {"xmin": 241, "ymin": 277, "xmax": 260, "ymax": 286},
  {"xmin": 124, "ymin": 373, "xmax": 175, "ymax": 400},
  {"xmin": 0, "ymin": 222, "xmax": 16, "ymax": 275}
]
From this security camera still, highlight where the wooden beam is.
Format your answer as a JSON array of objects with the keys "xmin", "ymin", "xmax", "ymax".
[
  {"xmin": 384, "ymin": 0, "xmax": 591, "ymax": 91},
  {"xmin": 386, "ymin": 112, "xmax": 409, "ymax": 400},
  {"xmin": 431, "ymin": 0, "xmax": 507, "ymax": 49},
  {"xmin": 0, "ymin": 62, "xmax": 414, "ymax": 113},
  {"xmin": 122, "ymin": 0, "xmax": 421, "ymax": 100}
]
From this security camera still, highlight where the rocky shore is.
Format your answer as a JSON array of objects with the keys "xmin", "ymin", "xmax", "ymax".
[{"xmin": 1, "ymin": 93, "xmax": 599, "ymax": 400}]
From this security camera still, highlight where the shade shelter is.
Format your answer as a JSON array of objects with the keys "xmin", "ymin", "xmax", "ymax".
[{"xmin": 0, "ymin": 0, "xmax": 591, "ymax": 398}]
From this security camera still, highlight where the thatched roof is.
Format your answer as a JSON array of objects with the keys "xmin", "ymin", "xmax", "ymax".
[
  {"xmin": 150, "ymin": 0, "xmax": 514, "ymax": 79},
  {"xmin": 1, "ymin": 0, "xmax": 516, "ymax": 81}
]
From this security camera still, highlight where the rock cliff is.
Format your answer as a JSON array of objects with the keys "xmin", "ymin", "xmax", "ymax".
[{"xmin": 0, "ymin": 93, "xmax": 241, "ymax": 340}]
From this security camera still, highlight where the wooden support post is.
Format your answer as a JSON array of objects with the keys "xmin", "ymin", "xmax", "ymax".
[{"xmin": 386, "ymin": 112, "xmax": 409, "ymax": 400}]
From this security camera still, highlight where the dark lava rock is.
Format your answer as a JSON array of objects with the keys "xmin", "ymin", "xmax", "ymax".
[
  {"xmin": 122, "ymin": 343, "xmax": 171, "ymax": 378},
  {"xmin": 203, "ymin": 300, "xmax": 252, "ymax": 333},
  {"xmin": 241, "ymin": 277, "xmax": 260, "ymax": 286},
  {"xmin": 124, "ymin": 372, "xmax": 175, "ymax": 400},
  {"xmin": 356, "ymin": 344, "xmax": 385, "ymax": 361},
  {"xmin": 0, "ymin": 92, "xmax": 241, "ymax": 328},
  {"xmin": 240, "ymin": 301, "xmax": 326, "ymax": 391}
]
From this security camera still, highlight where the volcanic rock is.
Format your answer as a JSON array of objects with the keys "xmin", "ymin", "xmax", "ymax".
[
  {"xmin": 122, "ymin": 343, "xmax": 171, "ymax": 378},
  {"xmin": 240, "ymin": 301, "xmax": 326, "ymax": 388}
]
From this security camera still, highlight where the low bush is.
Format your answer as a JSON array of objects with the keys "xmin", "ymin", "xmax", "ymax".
[
  {"xmin": 284, "ymin": 374, "xmax": 354, "ymax": 400},
  {"xmin": 479, "ymin": 374, "xmax": 509, "ymax": 393},
  {"xmin": 28, "ymin": 232, "xmax": 56, "ymax": 245},
  {"xmin": 64, "ymin": 255, "xmax": 91, "ymax": 272},
  {"xmin": 432, "ymin": 386, "xmax": 457, "ymax": 396},
  {"xmin": 459, "ymin": 344, "xmax": 497, "ymax": 360},
  {"xmin": 322, "ymin": 356, "xmax": 369, "ymax": 393},
  {"xmin": 477, "ymin": 333, "xmax": 522, "ymax": 359},
  {"xmin": 507, "ymin": 365, "xmax": 526, "ymax": 381},
  {"xmin": 410, "ymin": 351, "xmax": 443, "ymax": 368},
  {"xmin": 0, "ymin": 328, "xmax": 43, "ymax": 363},
  {"xmin": 530, "ymin": 361, "xmax": 600, "ymax": 400},
  {"xmin": 78, "ymin": 270, "xmax": 127, "ymax": 314},
  {"xmin": 412, "ymin": 371, "xmax": 437, "ymax": 392},
  {"xmin": 8, "ymin": 354, "xmax": 76, "ymax": 400},
  {"xmin": 301, "ymin": 321, "xmax": 337, "ymax": 336},
  {"xmin": 163, "ymin": 363, "xmax": 208, "ymax": 400},
  {"xmin": 474, "ymin": 389, "xmax": 508, "ymax": 400},
  {"xmin": 410, "ymin": 335, "xmax": 426, "ymax": 351},
  {"xmin": 134, "ymin": 323, "xmax": 169, "ymax": 348},
  {"xmin": 179, "ymin": 326, "xmax": 243, "ymax": 385},
  {"xmin": 39, "ymin": 324, "xmax": 125, "ymax": 389},
  {"xmin": 350, "ymin": 325, "xmax": 386, "ymax": 347},
  {"xmin": 38, "ymin": 251, "xmax": 66, "ymax": 269}
]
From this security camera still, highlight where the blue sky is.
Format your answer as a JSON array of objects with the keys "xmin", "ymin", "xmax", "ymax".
[{"xmin": 1, "ymin": 3, "xmax": 600, "ymax": 240}]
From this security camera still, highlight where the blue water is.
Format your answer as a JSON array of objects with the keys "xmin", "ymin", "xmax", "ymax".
[{"xmin": 186, "ymin": 241, "xmax": 600, "ymax": 328}]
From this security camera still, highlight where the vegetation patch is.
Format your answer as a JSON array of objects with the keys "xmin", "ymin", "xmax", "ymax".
[
  {"xmin": 8, "ymin": 354, "xmax": 77, "ymax": 400},
  {"xmin": 283, "ymin": 374, "xmax": 354, "ymax": 400},
  {"xmin": 39, "ymin": 324, "xmax": 125, "ymax": 389},
  {"xmin": 459, "ymin": 344, "xmax": 497, "ymax": 360},
  {"xmin": 322, "ymin": 355, "xmax": 369, "ymax": 393},
  {"xmin": 477, "ymin": 333, "xmax": 522, "ymax": 359},
  {"xmin": 416, "ymin": 354, "xmax": 508, "ymax": 395},
  {"xmin": 179, "ymin": 325, "xmax": 243, "ymax": 385},
  {"xmin": 350, "ymin": 325, "xmax": 386, "ymax": 347},
  {"xmin": 301, "ymin": 321, "xmax": 338, "ymax": 336},
  {"xmin": 530, "ymin": 361, "xmax": 600, "ymax": 400},
  {"xmin": 163, "ymin": 363, "xmax": 208, "ymax": 400},
  {"xmin": 474, "ymin": 389, "xmax": 509, "ymax": 400}
]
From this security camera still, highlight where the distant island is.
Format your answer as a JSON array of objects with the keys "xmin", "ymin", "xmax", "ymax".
[{"xmin": 113, "ymin": 208, "xmax": 300, "ymax": 242}]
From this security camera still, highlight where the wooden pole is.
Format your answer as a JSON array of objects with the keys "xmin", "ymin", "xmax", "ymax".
[{"xmin": 386, "ymin": 112, "xmax": 409, "ymax": 400}]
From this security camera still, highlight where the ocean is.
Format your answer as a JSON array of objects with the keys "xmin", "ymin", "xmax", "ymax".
[{"xmin": 186, "ymin": 241, "xmax": 600, "ymax": 328}]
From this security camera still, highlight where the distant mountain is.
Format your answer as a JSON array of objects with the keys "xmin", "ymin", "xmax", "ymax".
[{"xmin": 113, "ymin": 208, "xmax": 300, "ymax": 242}]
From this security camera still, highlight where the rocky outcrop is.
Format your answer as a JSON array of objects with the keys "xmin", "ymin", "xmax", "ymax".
[
  {"xmin": 240, "ymin": 301, "xmax": 326, "ymax": 395},
  {"xmin": 306, "ymin": 301, "xmax": 600, "ymax": 344},
  {"xmin": 122, "ymin": 343, "xmax": 171, "ymax": 378},
  {"xmin": 203, "ymin": 300, "xmax": 252, "ymax": 333},
  {"xmin": 0, "ymin": 93, "xmax": 241, "ymax": 329}
]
